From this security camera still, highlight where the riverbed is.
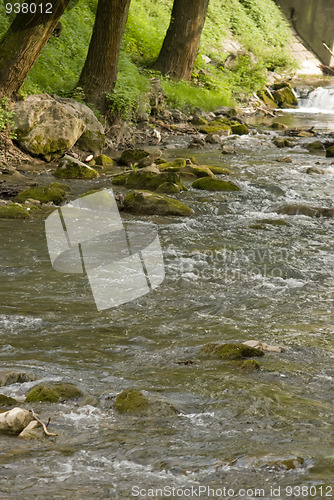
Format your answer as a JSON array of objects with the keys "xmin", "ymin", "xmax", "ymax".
[{"xmin": 1, "ymin": 85, "xmax": 334, "ymax": 499}]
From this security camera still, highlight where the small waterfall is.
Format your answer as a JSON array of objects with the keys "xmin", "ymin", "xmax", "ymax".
[{"xmin": 296, "ymin": 86, "xmax": 334, "ymax": 113}]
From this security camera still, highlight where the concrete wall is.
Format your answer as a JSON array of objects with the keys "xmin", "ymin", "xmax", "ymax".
[{"xmin": 274, "ymin": 0, "xmax": 334, "ymax": 66}]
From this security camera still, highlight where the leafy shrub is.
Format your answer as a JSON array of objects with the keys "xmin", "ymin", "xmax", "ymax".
[{"xmin": 106, "ymin": 54, "xmax": 150, "ymax": 120}]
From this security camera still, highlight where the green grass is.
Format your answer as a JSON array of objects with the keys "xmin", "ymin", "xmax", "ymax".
[{"xmin": 0, "ymin": 0, "xmax": 295, "ymax": 117}]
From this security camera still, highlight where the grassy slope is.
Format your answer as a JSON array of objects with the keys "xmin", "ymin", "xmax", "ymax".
[{"xmin": 0, "ymin": 0, "xmax": 294, "ymax": 115}]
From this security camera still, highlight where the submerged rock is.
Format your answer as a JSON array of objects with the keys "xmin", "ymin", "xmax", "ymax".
[
  {"xmin": 114, "ymin": 389, "xmax": 177, "ymax": 417},
  {"xmin": 156, "ymin": 158, "xmax": 186, "ymax": 171},
  {"xmin": 243, "ymin": 340, "xmax": 283, "ymax": 353},
  {"xmin": 54, "ymin": 155, "xmax": 99, "ymax": 180},
  {"xmin": 0, "ymin": 371, "xmax": 36, "ymax": 386},
  {"xmin": 123, "ymin": 190, "xmax": 194, "ymax": 216},
  {"xmin": 15, "ymin": 183, "xmax": 70, "ymax": 205},
  {"xmin": 200, "ymin": 343, "xmax": 264, "ymax": 360},
  {"xmin": 0, "ymin": 203, "xmax": 31, "ymax": 219},
  {"xmin": 276, "ymin": 203, "xmax": 334, "ymax": 218},
  {"xmin": 271, "ymin": 122, "xmax": 288, "ymax": 130},
  {"xmin": 208, "ymin": 166, "xmax": 233, "ymax": 175},
  {"xmin": 0, "ymin": 394, "xmax": 18, "ymax": 407},
  {"xmin": 326, "ymin": 145, "xmax": 334, "ymax": 157},
  {"xmin": 192, "ymin": 177, "xmax": 240, "ymax": 191},
  {"xmin": 241, "ymin": 359, "xmax": 261, "ymax": 372},
  {"xmin": 307, "ymin": 141, "xmax": 324, "ymax": 151},
  {"xmin": 25, "ymin": 383, "xmax": 83, "ymax": 403}
]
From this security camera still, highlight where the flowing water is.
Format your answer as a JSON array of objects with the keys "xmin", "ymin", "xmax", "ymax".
[{"xmin": 1, "ymin": 84, "xmax": 334, "ymax": 499}]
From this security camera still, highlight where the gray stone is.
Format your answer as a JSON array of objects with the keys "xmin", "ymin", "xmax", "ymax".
[{"xmin": 14, "ymin": 94, "xmax": 105, "ymax": 161}]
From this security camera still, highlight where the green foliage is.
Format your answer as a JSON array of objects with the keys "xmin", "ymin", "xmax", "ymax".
[
  {"xmin": 0, "ymin": 97, "xmax": 15, "ymax": 138},
  {"xmin": 106, "ymin": 54, "xmax": 150, "ymax": 120},
  {"xmin": 21, "ymin": 1, "xmax": 97, "ymax": 95},
  {"xmin": 162, "ymin": 78, "xmax": 233, "ymax": 111},
  {"xmin": 0, "ymin": 0, "xmax": 294, "ymax": 115},
  {"xmin": 123, "ymin": 0, "xmax": 172, "ymax": 64}
]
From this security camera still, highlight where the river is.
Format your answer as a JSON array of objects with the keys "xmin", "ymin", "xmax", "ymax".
[{"xmin": 1, "ymin": 82, "xmax": 334, "ymax": 499}]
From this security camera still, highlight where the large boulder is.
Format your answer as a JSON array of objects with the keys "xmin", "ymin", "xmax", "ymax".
[{"xmin": 14, "ymin": 94, "xmax": 105, "ymax": 161}]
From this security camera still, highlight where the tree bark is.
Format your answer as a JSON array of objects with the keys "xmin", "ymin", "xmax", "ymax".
[
  {"xmin": 0, "ymin": 0, "xmax": 71, "ymax": 99},
  {"xmin": 78, "ymin": 0, "xmax": 131, "ymax": 112},
  {"xmin": 153, "ymin": 0, "xmax": 209, "ymax": 81}
]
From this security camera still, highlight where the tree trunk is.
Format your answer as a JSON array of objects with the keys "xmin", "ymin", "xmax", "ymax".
[
  {"xmin": 78, "ymin": 0, "xmax": 131, "ymax": 112},
  {"xmin": 0, "ymin": 0, "xmax": 71, "ymax": 99},
  {"xmin": 153, "ymin": 0, "xmax": 209, "ymax": 81}
]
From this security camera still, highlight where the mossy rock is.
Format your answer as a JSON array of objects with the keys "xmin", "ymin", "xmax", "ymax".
[
  {"xmin": 271, "ymin": 122, "xmax": 288, "ymax": 130},
  {"xmin": 230, "ymin": 123, "xmax": 249, "ymax": 135},
  {"xmin": 118, "ymin": 149, "xmax": 149, "ymax": 166},
  {"xmin": 200, "ymin": 342, "xmax": 264, "ymax": 360},
  {"xmin": 0, "ymin": 394, "xmax": 18, "ymax": 407},
  {"xmin": 192, "ymin": 177, "xmax": 240, "ymax": 192},
  {"xmin": 155, "ymin": 158, "xmax": 168, "ymax": 165},
  {"xmin": 123, "ymin": 190, "xmax": 194, "ymax": 216},
  {"xmin": 112, "ymin": 170, "xmax": 186, "ymax": 192},
  {"xmin": 15, "ymin": 183, "xmax": 70, "ymax": 204},
  {"xmin": 271, "ymin": 86, "xmax": 298, "ymax": 108},
  {"xmin": 114, "ymin": 389, "xmax": 177, "ymax": 417},
  {"xmin": 54, "ymin": 156, "xmax": 99, "ymax": 180},
  {"xmin": 94, "ymin": 154, "xmax": 115, "ymax": 166},
  {"xmin": 156, "ymin": 182, "xmax": 181, "ymax": 194},
  {"xmin": 156, "ymin": 158, "xmax": 186, "ymax": 171},
  {"xmin": 114, "ymin": 389, "xmax": 150, "ymax": 415},
  {"xmin": 187, "ymin": 165, "xmax": 215, "ymax": 178},
  {"xmin": 257, "ymin": 89, "xmax": 277, "ymax": 108},
  {"xmin": 306, "ymin": 141, "xmax": 324, "ymax": 151},
  {"xmin": 192, "ymin": 115, "xmax": 208, "ymax": 126},
  {"xmin": 241, "ymin": 359, "xmax": 261, "ymax": 372},
  {"xmin": 199, "ymin": 121, "xmax": 231, "ymax": 135},
  {"xmin": 0, "ymin": 203, "xmax": 31, "ymax": 219},
  {"xmin": 25, "ymin": 383, "xmax": 83, "ymax": 403},
  {"xmin": 208, "ymin": 166, "xmax": 233, "ymax": 175},
  {"xmin": 326, "ymin": 145, "xmax": 334, "ymax": 157},
  {"xmin": 111, "ymin": 173, "xmax": 128, "ymax": 185},
  {"xmin": 273, "ymin": 138, "xmax": 290, "ymax": 148}
]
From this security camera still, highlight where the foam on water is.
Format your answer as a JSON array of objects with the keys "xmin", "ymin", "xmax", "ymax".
[{"xmin": 295, "ymin": 86, "xmax": 334, "ymax": 114}]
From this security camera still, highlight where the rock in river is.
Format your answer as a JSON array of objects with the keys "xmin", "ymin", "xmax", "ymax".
[{"xmin": 123, "ymin": 190, "xmax": 194, "ymax": 216}]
